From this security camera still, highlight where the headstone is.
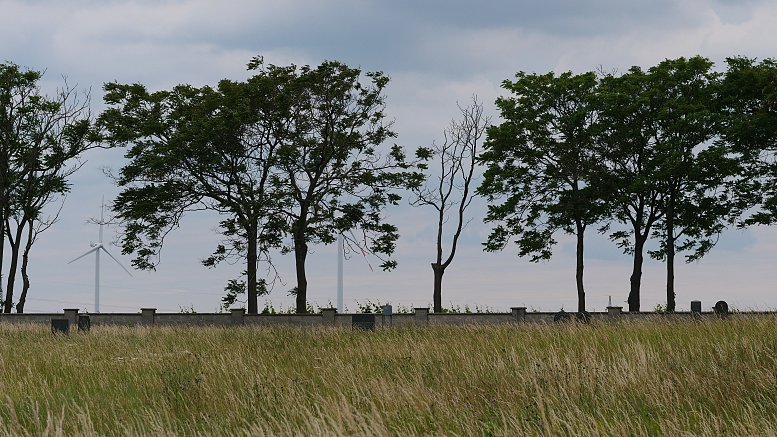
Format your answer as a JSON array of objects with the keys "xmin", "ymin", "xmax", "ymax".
[
  {"xmin": 78, "ymin": 315, "xmax": 91, "ymax": 332},
  {"xmin": 713, "ymin": 300, "xmax": 729, "ymax": 318},
  {"xmin": 382, "ymin": 304, "xmax": 393, "ymax": 316},
  {"xmin": 352, "ymin": 313, "xmax": 376, "ymax": 331},
  {"xmin": 575, "ymin": 311, "xmax": 591, "ymax": 324},
  {"xmin": 51, "ymin": 318, "xmax": 69, "ymax": 335},
  {"xmin": 691, "ymin": 300, "xmax": 702, "ymax": 316},
  {"xmin": 554, "ymin": 311, "xmax": 571, "ymax": 323}
]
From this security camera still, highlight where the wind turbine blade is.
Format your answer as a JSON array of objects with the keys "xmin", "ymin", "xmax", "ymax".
[
  {"xmin": 67, "ymin": 247, "xmax": 100, "ymax": 264},
  {"xmin": 100, "ymin": 247, "xmax": 133, "ymax": 277}
]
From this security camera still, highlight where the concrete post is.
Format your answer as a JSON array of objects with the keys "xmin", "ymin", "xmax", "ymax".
[
  {"xmin": 231, "ymin": 308, "xmax": 245, "ymax": 325},
  {"xmin": 63, "ymin": 309, "xmax": 79, "ymax": 329},
  {"xmin": 607, "ymin": 306, "xmax": 623, "ymax": 319},
  {"xmin": 414, "ymin": 307, "xmax": 429, "ymax": 325},
  {"xmin": 141, "ymin": 308, "xmax": 156, "ymax": 325},
  {"xmin": 321, "ymin": 308, "xmax": 337, "ymax": 326},
  {"xmin": 511, "ymin": 307, "xmax": 527, "ymax": 323}
]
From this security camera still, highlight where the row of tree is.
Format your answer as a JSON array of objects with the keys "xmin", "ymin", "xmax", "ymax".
[
  {"xmin": 479, "ymin": 56, "xmax": 777, "ymax": 312},
  {"xmin": 99, "ymin": 58, "xmax": 426, "ymax": 314},
  {"xmin": 1, "ymin": 55, "xmax": 775, "ymax": 314}
]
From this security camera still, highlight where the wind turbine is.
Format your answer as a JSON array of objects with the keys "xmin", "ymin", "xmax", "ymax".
[{"xmin": 68, "ymin": 199, "xmax": 132, "ymax": 313}]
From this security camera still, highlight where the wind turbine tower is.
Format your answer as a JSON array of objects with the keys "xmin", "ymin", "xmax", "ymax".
[{"xmin": 68, "ymin": 199, "xmax": 132, "ymax": 313}]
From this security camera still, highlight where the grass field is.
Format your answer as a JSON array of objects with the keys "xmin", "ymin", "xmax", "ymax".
[{"xmin": 0, "ymin": 317, "xmax": 776, "ymax": 436}]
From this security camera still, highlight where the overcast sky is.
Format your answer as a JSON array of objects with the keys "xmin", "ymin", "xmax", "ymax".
[{"xmin": 1, "ymin": 0, "xmax": 776, "ymax": 313}]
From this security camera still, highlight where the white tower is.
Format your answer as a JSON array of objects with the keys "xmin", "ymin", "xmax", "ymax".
[{"xmin": 67, "ymin": 199, "xmax": 132, "ymax": 312}]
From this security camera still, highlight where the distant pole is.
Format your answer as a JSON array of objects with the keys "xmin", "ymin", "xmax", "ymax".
[
  {"xmin": 95, "ymin": 198, "xmax": 105, "ymax": 313},
  {"xmin": 95, "ymin": 244, "xmax": 100, "ymax": 313},
  {"xmin": 337, "ymin": 233, "xmax": 343, "ymax": 312}
]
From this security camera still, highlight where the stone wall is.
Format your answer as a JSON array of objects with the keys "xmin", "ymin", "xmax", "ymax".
[{"xmin": 0, "ymin": 303, "xmax": 756, "ymax": 330}]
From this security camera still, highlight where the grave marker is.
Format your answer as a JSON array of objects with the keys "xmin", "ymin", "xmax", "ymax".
[
  {"xmin": 51, "ymin": 319, "xmax": 69, "ymax": 335},
  {"xmin": 352, "ymin": 314, "xmax": 376, "ymax": 331}
]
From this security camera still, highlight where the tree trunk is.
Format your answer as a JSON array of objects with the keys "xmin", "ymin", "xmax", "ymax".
[
  {"xmin": 665, "ymin": 195, "xmax": 676, "ymax": 313},
  {"xmin": 4, "ymin": 219, "xmax": 24, "ymax": 313},
  {"xmin": 16, "ymin": 220, "xmax": 34, "ymax": 313},
  {"xmin": 0, "ymin": 209, "xmax": 5, "ymax": 310},
  {"xmin": 246, "ymin": 221, "xmax": 258, "ymax": 314},
  {"xmin": 628, "ymin": 236, "xmax": 646, "ymax": 313},
  {"xmin": 431, "ymin": 263, "xmax": 443, "ymax": 313},
  {"xmin": 575, "ymin": 220, "xmax": 586, "ymax": 313},
  {"xmin": 293, "ymin": 225, "xmax": 309, "ymax": 314}
]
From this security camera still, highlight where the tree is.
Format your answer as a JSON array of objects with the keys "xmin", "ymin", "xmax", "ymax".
[
  {"xmin": 100, "ymin": 65, "xmax": 297, "ymax": 314},
  {"xmin": 596, "ymin": 56, "xmax": 738, "ymax": 312},
  {"xmin": 478, "ymin": 71, "xmax": 604, "ymax": 312},
  {"xmin": 412, "ymin": 97, "xmax": 488, "ymax": 313},
  {"xmin": 643, "ymin": 57, "xmax": 739, "ymax": 312},
  {"xmin": 718, "ymin": 57, "xmax": 777, "ymax": 227},
  {"xmin": 261, "ymin": 58, "xmax": 425, "ymax": 313},
  {"xmin": 8, "ymin": 172, "xmax": 69, "ymax": 313},
  {"xmin": 0, "ymin": 62, "xmax": 92, "ymax": 313},
  {"xmin": 595, "ymin": 66, "xmax": 666, "ymax": 312}
]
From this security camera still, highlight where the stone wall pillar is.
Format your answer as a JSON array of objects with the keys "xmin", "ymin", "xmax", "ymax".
[
  {"xmin": 63, "ymin": 309, "xmax": 79, "ymax": 328},
  {"xmin": 141, "ymin": 308, "xmax": 156, "ymax": 325},
  {"xmin": 607, "ymin": 306, "xmax": 623, "ymax": 319},
  {"xmin": 414, "ymin": 307, "xmax": 429, "ymax": 325},
  {"xmin": 511, "ymin": 307, "xmax": 527, "ymax": 323},
  {"xmin": 321, "ymin": 308, "xmax": 337, "ymax": 326},
  {"xmin": 231, "ymin": 308, "xmax": 245, "ymax": 325}
]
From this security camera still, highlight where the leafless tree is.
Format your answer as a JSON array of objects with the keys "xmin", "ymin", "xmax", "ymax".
[{"xmin": 412, "ymin": 97, "xmax": 489, "ymax": 313}]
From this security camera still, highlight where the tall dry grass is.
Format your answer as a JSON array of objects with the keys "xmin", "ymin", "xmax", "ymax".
[{"xmin": 0, "ymin": 317, "xmax": 775, "ymax": 436}]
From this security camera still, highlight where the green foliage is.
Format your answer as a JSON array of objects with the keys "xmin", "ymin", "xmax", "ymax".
[
  {"xmin": 599, "ymin": 56, "xmax": 736, "ymax": 263},
  {"xmin": 479, "ymin": 71, "xmax": 605, "ymax": 262},
  {"xmin": 99, "ymin": 61, "xmax": 308, "ymax": 313},
  {"xmin": 220, "ymin": 277, "xmax": 269, "ymax": 311},
  {"xmin": 248, "ymin": 58, "xmax": 425, "ymax": 313},
  {"xmin": 355, "ymin": 299, "xmax": 386, "ymax": 314},
  {"xmin": 718, "ymin": 57, "xmax": 777, "ymax": 226},
  {"xmin": 482, "ymin": 57, "xmax": 751, "ymax": 312},
  {"xmin": 178, "ymin": 305, "xmax": 197, "ymax": 314},
  {"xmin": 101, "ymin": 57, "xmax": 424, "ymax": 313},
  {"xmin": 0, "ymin": 62, "xmax": 94, "ymax": 313},
  {"xmin": 595, "ymin": 56, "xmax": 743, "ymax": 311},
  {"xmin": 478, "ymin": 71, "xmax": 604, "ymax": 311},
  {"xmin": 256, "ymin": 300, "xmax": 316, "ymax": 314}
]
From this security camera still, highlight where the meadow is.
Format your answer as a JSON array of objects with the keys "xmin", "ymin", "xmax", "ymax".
[{"xmin": 0, "ymin": 317, "xmax": 776, "ymax": 436}]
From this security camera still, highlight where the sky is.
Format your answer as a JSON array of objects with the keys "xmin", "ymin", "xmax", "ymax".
[{"xmin": 1, "ymin": 0, "xmax": 776, "ymax": 313}]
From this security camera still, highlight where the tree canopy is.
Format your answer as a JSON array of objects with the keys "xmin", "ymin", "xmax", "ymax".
[
  {"xmin": 100, "ymin": 65, "xmax": 297, "ymax": 314},
  {"xmin": 101, "ymin": 57, "xmax": 424, "ymax": 314},
  {"xmin": 0, "ymin": 62, "xmax": 93, "ymax": 313},
  {"xmin": 257, "ymin": 58, "xmax": 425, "ymax": 313},
  {"xmin": 478, "ymin": 71, "xmax": 604, "ymax": 312},
  {"xmin": 595, "ymin": 56, "xmax": 741, "ymax": 312}
]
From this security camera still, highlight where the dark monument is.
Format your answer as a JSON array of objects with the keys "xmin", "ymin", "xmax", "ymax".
[
  {"xmin": 51, "ymin": 318, "xmax": 69, "ymax": 334},
  {"xmin": 352, "ymin": 313, "xmax": 376, "ymax": 331},
  {"xmin": 713, "ymin": 300, "xmax": 729, "ymax": 318},
  {"xmin": 691, "ymin": 300, "xmax": 702, "ymax": 316},
  {"xmin": 78, "ymin": 314, "xmax": 91, "ymax": 332},
  {"xmin": 575, "ymin": 311, "xmax": 591, "ymax": 324}
]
